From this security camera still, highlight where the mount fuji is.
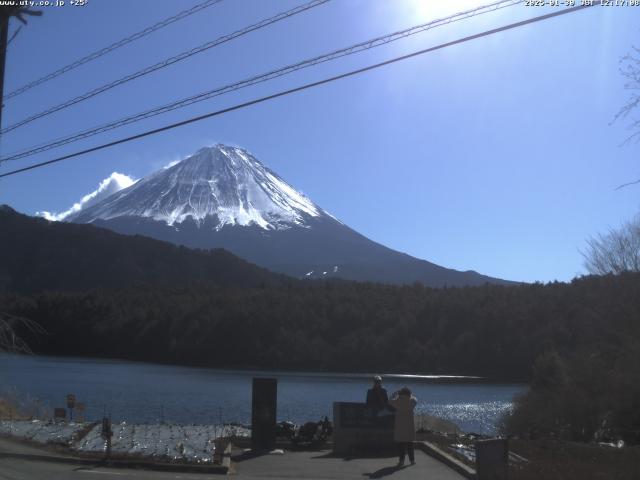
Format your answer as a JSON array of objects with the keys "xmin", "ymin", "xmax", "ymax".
[{"xmin": 67, "ymin": 144, "xmax": 511, "ymax": 286}]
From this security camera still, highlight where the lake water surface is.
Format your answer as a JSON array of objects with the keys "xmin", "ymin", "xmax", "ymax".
[{"xmin": 0, "ymin": 354, "xmax": 525, "ymax": 434}]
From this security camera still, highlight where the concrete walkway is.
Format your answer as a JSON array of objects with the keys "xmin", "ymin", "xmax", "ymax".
[
  {"xmin": 232, "ymin": 449, "xmax": 467, "ymax": 479},
  {"xmin": 1, "ymin": 437, "xmax": 468, "ymax": 479}
]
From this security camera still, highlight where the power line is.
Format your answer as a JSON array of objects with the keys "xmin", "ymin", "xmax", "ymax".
[
  {"xmin": 0, "ymin": 0, "xmax": 522, "ymax": 163},
  {"xmin": 2, "ymin": 0, "xmax": 224, "ymax": 102},
  {"xmin": 0, "ymin": 3, "xmax": 598, "ymax": 180},
  {"xmin": 0, "ymin": 0, "xmax": 330, "ymax": 135}
]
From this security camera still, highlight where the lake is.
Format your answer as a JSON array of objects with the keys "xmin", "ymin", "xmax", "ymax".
[{"xmin": 0, "ymin": 353, "xmax": 525, "ymax": 434}]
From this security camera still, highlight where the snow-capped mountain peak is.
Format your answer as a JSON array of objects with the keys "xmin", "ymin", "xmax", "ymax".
[
  {"xmin": 68, "ymin": 144, "xmax": 328, "ymax": 230},
  {"xmin": 62, "ymin": 143, "xmax": 512, "ymax": 287}
]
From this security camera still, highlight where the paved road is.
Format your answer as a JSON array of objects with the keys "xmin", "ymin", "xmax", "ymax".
[
  {"xmin": 0, "ymin": 458, "xmax": 220, "ymax": 480},
  {"xmin": 0, "ymin": 438, "xmax": 466, "ymax": 480},
  {"xmin": 0, "ymin": 438, "xmax": 214, "ymax": 480},
  {"xmin": 232, "ymin": 449, "xmax": 466, "ymax": 479},
  {"xmin": 0, "ymin": 454, "xmax": 466, "ymax": 480}
]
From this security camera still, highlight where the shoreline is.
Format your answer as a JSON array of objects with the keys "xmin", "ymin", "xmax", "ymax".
[{"xmin": 0, "ymin": 352, "xmax": 527, "ymax": 385}]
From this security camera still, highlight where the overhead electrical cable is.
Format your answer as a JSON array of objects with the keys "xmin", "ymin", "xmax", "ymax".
[
  {"xmin": 0, "ymin": 2, "xmax": 599, "ymax": 180},
  {"xmin": 0, "ymin": 0, "xmax": 330, "ymax": 135},
  {"xmin": 0, "ymin": 0, "xmax": 522, "ymax": 163},
  {"xmin": 3, "ymin": 0, "xmax": 225, "ymax": 102}
]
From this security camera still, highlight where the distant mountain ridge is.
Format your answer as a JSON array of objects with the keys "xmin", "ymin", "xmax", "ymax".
[
  {"xmin": 67, "ymin": 144, "xmax": 513, "ymax": 287},
  {"xmin": 0, "ymin": 205, "xmax": 291, "ymax": 293}
]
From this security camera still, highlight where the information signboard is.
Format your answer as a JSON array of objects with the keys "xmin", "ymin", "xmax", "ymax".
[{"xmin": 338, "ymin": 402, "xmax": 395, "ymax": 429}]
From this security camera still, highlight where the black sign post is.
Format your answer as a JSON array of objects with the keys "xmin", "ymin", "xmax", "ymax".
[
  {"xmin": 101, "ymin": 416, "xmax": 113, "ymax": 459},
  {"xmin": 251, "ymin": 378, "xmax": 277, "ymax": 451},
  {"xmin": 66, "ymin": 394, "xmax": 76, "ymax": 422}
]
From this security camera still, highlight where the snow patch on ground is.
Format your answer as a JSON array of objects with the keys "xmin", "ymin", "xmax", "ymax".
[
  {"xmin": 73, "ymin": 423, "xmax": 248, "ymax": 462},
  {"xmin": 0, "ymin": 419, "xmax": 85, "ymax": 445},
  {"xmin": 1, "ymin": 420, "xmax": 249, "ymax": 464}
]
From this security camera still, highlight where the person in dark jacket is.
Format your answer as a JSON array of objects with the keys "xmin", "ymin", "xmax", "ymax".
[{"xmin": 366, "ymin": 375, "xmax": 389, "ymax": 411}]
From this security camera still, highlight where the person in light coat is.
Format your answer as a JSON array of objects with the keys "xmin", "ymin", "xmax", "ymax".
[{"xmin": 388, "ymin": 386, "xmax": 417, "ymax": 466}]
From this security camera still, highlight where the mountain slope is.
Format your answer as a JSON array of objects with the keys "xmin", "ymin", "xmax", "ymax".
[
  {"xmin": 68, "ymin": 144, "xmax": 513, "ymax": 287},
  {"xmin": 0, "ymin": 205, "xmax": 292, "ymax": 293}
]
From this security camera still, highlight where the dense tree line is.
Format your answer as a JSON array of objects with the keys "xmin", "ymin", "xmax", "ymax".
[
  {"xmin": 502, "ymin": 344, "xmax": 640, "ymax": 443},
  {"xmin": 2, "ymin": 272, "xmax": 639, "ymax": 384}
]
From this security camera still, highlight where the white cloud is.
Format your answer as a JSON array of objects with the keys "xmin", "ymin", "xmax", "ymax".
[
  {"xmin": 163, "ymin": 159, "xmax": 181, "ymax": 169},
  {"xmin": 38, "ymin": 172, "xmax": 137, "ymax": 221}
]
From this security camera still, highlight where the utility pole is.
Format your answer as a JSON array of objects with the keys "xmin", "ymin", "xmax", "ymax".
[
  {"xmin": 0, "ymin": 14, "xmax": 9, "ymax": 132},
  {"xmin": 0, "ymin": 6, "xmax": 42, "ymax": 137}
]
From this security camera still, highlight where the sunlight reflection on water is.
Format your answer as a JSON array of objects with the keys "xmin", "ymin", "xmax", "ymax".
[{"xmin": 419, "ymin": 401, "xmax": 514, "ymax": 434}]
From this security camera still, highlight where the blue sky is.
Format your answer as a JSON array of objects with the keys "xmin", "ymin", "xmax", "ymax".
[{"xmin": 0, "ymin": 0, "xmax": 639, "ymax": 283}]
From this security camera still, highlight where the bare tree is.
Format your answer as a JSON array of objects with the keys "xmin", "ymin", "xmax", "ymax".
[
  {"xmin": 613, "ymin": 47, "xmax": 640, "ymax": 145},
  {"xmin": 610, "ymin": 47, "xmax": 640, "ymax": 189},
  {"xmin": 583, "ymin": 215, "xmax": 640, "ymax": 275}
]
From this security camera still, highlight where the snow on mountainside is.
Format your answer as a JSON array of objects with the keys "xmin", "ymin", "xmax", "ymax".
[{"xmin": 68, "ymin": 144, "xmax": 331, "ymax": 230}]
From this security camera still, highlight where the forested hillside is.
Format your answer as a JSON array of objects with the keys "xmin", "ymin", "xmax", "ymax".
[
  {"xmin": 3, "ymin": 272, "xmax": 638, "ymax": 382},
  {"xmin": 0, "ymin": 205, "xmax": 292, "ymax": 291}
]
